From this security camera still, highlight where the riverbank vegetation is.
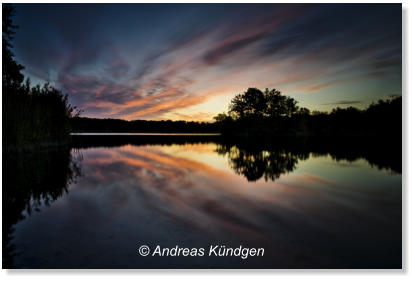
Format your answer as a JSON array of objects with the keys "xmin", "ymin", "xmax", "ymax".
[
  {"xmin": 3, "ymin": 4, "xmax": 79, "ymax": 145},
  {"xmin": 70, "ymin": 117, "xmax": 217, "ymax": 133},
  {"xmin": 214, "ymin": 87, "xmax": 402, "ymax": 137}
]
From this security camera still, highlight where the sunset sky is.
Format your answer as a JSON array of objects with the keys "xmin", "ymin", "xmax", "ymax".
[{"xmin": 13, "ymin": 3, "xmax": 401, "ymax": 121}]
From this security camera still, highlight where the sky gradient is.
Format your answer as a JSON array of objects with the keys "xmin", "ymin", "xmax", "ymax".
[{"xmin": 13, "ymin": 3, "xmax": 401, "ymax": 121}]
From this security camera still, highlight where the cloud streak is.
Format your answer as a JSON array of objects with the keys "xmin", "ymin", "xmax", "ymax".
[
  {"xmin": 322, "ymin": 100, "xmax": 362, "ymax": 105},
  {"xmin": 13, "ymin": 3, "xmax": 402, "ymax": 120}
]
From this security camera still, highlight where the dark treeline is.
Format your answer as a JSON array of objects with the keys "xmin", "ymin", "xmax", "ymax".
[
  {"xmin": 3, "ymin": 4, "xmax": 78, "ymax": 145},
  {"xmin": 71, "ymin": 88, "xmax": 401, "ymax": 136},
  {"xmin": 214, "ymin": 87, "xmax": 402, "ymax": 137},
  {"xmin": 70, "ymin": 117, "xmax": 218, "ymax": 133}
]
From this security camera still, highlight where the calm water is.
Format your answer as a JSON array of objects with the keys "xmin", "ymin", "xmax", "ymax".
[
  {"xmin": 3, "ymin": 137, "xmax": 402, "ymax": 268},
  {"xmin": 71, "ymin": 133, "xmax": 221, "ymax": 136}
]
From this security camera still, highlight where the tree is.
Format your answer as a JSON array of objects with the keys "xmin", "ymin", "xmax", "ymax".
[
  {"xmin": 296, "ymin": 107, "xmax": 310, "ymax": 116},
  {"xmin": 228, "ymin": 87, "xmax": 298, "ymax": 120},
  {"xmin": 229, "ymin": 88, "xmax": 267, "ymax": 119},
  {"xmin": 2, "ymin": 4, "xmax": 80, "ymax": 144},
  {"xmin": 264, "ymin": 88, "xmax": 298, "ymax": 118},
  {"xmin": 2, "ymin": 4, "xmax": 24, "ymax": 89},
  {"xmin": 213, "ymin": 112, "xmax": 230, "ymax": 123}
]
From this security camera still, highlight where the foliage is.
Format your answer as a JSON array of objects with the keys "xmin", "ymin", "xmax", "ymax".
[
  {"xmin": 3, "ymin": 4, "xmax": 79, "ymax": 145},
  {"xmin": 214, "ymin": 87, "xmax": 401, "ymax": 137},
  {"xmin": 228, "ymin": 87, "xmax": 298, "ymax": 120},
  {"xmin": 2, "ymin": 4, "xmax": 24, "ymax": 89}
]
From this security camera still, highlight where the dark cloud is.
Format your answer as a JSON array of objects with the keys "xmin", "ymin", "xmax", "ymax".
[
  {"xmin": 204, "ymin": 34, "xmax": 265, "ymax": 65},
  {"xmin": 322, "ymin": 100, "xmax": 362, "ymax": 105}
]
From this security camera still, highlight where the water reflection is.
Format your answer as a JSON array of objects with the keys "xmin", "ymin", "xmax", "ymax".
[
  {"xmin": 216, "ymin": 144, "xmax": 308, "ymax": 181},
  {"xmin": 2, "ymin": 137, "xmax": 401, "ymax": 268},
  {"xmin": 216, "ymin": 137, "xmax": 401, "ymax": 182},
  {"xmin": 2, "ymin": 147, "xmax": 82, "ymax": 268}
]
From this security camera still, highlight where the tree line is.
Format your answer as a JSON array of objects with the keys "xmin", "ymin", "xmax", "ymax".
[
  {"xmin": 71, "ymin": 88, "xmax": 401, "ymax": 136},
  {"xmin": 214, "ymin": 87, "xmax": 402, "ymax": 137},
  {"xmin": 70, "ymin": 117, "xmax": 218, "ymax": 133},
  {"xmin": 3, "ymin": 4, "xmax": 79, "ymax": 145}
]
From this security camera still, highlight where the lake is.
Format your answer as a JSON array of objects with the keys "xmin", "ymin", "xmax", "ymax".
[{"xmin": 3, "ymin": 135, "xmax": 402, "ymax": 269}]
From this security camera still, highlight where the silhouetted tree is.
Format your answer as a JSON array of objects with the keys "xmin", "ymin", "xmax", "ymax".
[
  {"xmin": 213, "ymin": 112, "xmax": 230, "ymax": 123},
  {"xmin": 228, "ymin": 88, "xmax": 298, "ymax": 120},
  {"xmin": 263, "ymin": 88, "xmax": 298, "ymax": 118},
  {"xmin": 214, "ymin": 86, "xmax": 401, "ymax": 138},
  {"xmin": 229, "ymin": 88, "xmax": 267, "ymax": 119},
  {"xmin": 2, "ymin": 4, "xmax": 24, "ymax": 89},
  {"xmin": 296, "ymin": 107, "xmax": 310, "ymax": 116},
  {"xmin": 2, "ymin": 4, "xmax": 80, "ymax": 145}
]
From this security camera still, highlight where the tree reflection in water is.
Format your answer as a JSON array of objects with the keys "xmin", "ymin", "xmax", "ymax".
[
  {"xmin": 2, "ymin": 146, "xmax": 82, "ymax": 268},
  {"xmin": 216, "ymin": 136, "xmax": 401, "ymax": 182},
  {"xmin": 216, "ymin": 144, "xmax": 309, "ymax": 181},
  {"xmin": 2, "ymin": 135, "xmax": 401, "ymax": 268}
]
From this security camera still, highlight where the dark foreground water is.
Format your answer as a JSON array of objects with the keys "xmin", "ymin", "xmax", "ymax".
[{"xmin": 3, "ymin": 136, "xmax": 402, "ymax": 268}]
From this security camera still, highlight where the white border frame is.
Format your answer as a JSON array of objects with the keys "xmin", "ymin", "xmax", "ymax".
[{"xmin": 0, "ymin": 1, "xmax": 410, "ymax": 280}]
